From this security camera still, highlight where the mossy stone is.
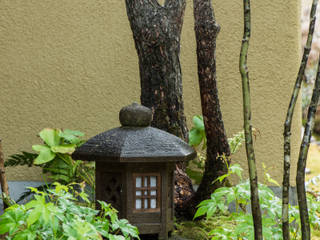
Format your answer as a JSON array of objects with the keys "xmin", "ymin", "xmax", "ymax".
[{"xmin": 119, "ymin": 102, "xmax": 152, "ymax": 127}]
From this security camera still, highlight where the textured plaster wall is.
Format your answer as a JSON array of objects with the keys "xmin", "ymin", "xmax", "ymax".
[{"xmin": 0, "ymin": 0, "xmax": 301, "ymax": 184}]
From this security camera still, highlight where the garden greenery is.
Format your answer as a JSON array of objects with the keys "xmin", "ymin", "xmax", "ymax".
[
  {"xmin": 187, "ymin": 115, "xmax": 246, "ymax": 184},
  {"xmin": 192, "ymin": 164, "xmax": 320, "ymax": 240},
  {"xmin": 0, "ymin": 182, "xmax": 140, "ymax": 240},
  {"xmin": 5, "ymin": 128, "xmax": 95, "ymax": 202}
]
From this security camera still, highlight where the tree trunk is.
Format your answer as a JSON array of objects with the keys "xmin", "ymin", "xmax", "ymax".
[
  {"xmin": 240, "ymin": 0, "xmax": 263, "ymax": 239},
  {"xmin": 174, "ymin": 0, "xmax": 231, "ymax": 220},
  {"xmin": 125, "ymin": 0, "xmax": 188, "ymax": 141},
  {"xmin": 282, "ymin": 1, "xmax": 318, "ymax": 239},
  {"xmin": 0, "ymin": 139, "xmax": 10, "ymax": 210},
  {"xmin": 125, "ymin": 0, "xmax": 194, "ymax": 216},
  {"xmin": 192, "ymin": 0, "xmax": 230, "ymax": 206}
]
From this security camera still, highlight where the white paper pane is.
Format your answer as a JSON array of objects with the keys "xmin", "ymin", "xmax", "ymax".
[
  {"xmin": 144, "ymin": 191, "xmax": 148, "ymax": 195},
  {"xmin": 144, "ymin": 177, "xmax": 148, "ymax": 187},
  {"xmin": 151, "ymin": 190, "xmax": 156, "ymax": 196},
  {"xmin": 136, "ymin": 191, "xmax": 141, "ymax": 196},
  {"xmin": 136, "ymin": 199, "xmax": 141, "ymax": 209},
  {"xmin": 144, "ymin": 199, "xmax": 148, "ymax": 208},
  {"xmin": 151, "ymin": 199, "xmax": 156, "ymax": 209},
  {"xmin": 150, "ymin": 176, "xmax": 157, "ymax": 187},
  {"xmin": 136, "ymin": 177, "xmax": 142, "ymax": 188}
]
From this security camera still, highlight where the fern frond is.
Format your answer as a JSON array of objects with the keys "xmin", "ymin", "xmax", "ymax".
[{"xmin": 5, "ymin": 151, "xmax": 37, "ymax": 167}]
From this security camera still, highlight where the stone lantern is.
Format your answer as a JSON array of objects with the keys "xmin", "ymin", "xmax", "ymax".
[{"xmin": 72, "ymin": 103, "xmax": 196, "ymax": 240}]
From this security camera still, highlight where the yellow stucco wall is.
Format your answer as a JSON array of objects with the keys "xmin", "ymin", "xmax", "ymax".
[{"xmin": 0, "ymin": 0, "xmax": 301, "ymax": 184}]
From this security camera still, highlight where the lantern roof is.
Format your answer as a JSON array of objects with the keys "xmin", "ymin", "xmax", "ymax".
[{"xmin": 72, "ymin": 103, "xmax": 196, "ymax": 162}]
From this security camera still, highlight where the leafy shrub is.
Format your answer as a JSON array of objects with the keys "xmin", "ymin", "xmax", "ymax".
[
  {"xmin": 0, "ymin": 183, "xmax": 140, "ymax": 240},
  {"xmin": 187, "ymin": 115, "xmax": 246, "ymax": 184},
  {"xmin": 5, "ymin": 128, "xmax": 95, "ymax": 203},
  {"xmin": 193, "ymin": 165, "xmax": 320, "ymax": 240}
]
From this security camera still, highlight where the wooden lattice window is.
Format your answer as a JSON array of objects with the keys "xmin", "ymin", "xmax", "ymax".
[{"xmin": 133, "ymin": 173, "xmax": 161, "ymax": 212}]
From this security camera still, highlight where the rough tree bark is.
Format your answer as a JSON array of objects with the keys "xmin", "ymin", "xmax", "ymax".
[
  {"xmin": 125, "ymin": 0, "xmax": 195, "ymax": 214},
  {"xmin": 297, "ymin": 56, "xmax": 320, "ymax": 240},
  {"xmin": 0, "ymin": 139, "xmax": 10, "ymax": 210},
  {"xmin": 282, "ymin": 0, "xmax": 318, "ymax": 238},
  {"xmin": 240, "ymin": 0, "xmax": 263, "ymax": 239},
  {"xmin": 125, "ymin": 0, "xmax": 188, "ymax": 141},
  {"xmin": 191, "ymin": 0, "xmax": 230, "ymax": 208}
]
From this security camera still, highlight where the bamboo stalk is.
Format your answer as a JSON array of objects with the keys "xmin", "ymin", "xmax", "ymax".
[
  {"xmin": 282, "ymin": 1, "xmax": 318, "ymax": 239},
  {"xmin": 296, "ymin": 55, "xmax": 320, "ymax": 240},
  {"xmin": 239, "ymin": 0, "xmax": 263, "ymax": 239},
  {"xmin": 0, "ymin": 139, "xmax": 10, "ymax": 210}
]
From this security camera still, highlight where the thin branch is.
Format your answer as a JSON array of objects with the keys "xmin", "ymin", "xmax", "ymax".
[
  {"xmin": 240, "ymin": 0, "xmax": 263, "ymax": 239},
  {"xmin": 297, "ymin": 55, "xmax": 320, "ymax": 240},
  {"xmin": 282, "ymin": 0, "xmax": 318, "ymax": 239}
]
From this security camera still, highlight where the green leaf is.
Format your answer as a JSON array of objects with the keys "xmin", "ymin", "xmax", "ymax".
[
  {"xmin": 192, "ymin": 115, "xmax": 205, "ymax": 131},
  {"xmin": 206, "ymin": 204, "xmax": 217, "ymax": 218},
  {"xmin": 32, "ymin": 145, "xmax": 55, "ymax": 165},
  {"xmin": 193, "ymin": 206, "xmax": 208, "ymax": 219},
  {"xmin": 189, "ymin": 128, "xmax": 203, "ymax": 146},
  {"xmin": 13, "ymin": 229, "xmax": 36, "ymax": 240},
  {"xmin": 51, "ymin": 144, "xmax": 76, "ymax": 154},
  {"xmin": 229, "ymin": 164, "xmax": 243, "ymax": 180},
  {"xmin": 27, "ymin": 209, "xmax": 41, "ymax": 226},
  {"xmin": 39, "ymin": 128, "xmax": 61, "ymax": 147},
  {"xmin": 265, "ymin": 173, "xmax": 280, "ymax": 186},
  {"xmin": 59, "ymin": 129, "xmax": 84, "ymax": 145}
]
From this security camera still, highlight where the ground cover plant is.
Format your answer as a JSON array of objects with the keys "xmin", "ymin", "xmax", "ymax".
[
  {"xmin": 175, "ymin": 164, "xmax": 320, "ymax": 240},
  {"xmin": 0, "ymin": 182, "xmax": 139, "ymax": 240}
]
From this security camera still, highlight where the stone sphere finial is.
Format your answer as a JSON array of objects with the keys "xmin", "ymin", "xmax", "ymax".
[{"xmin": 119, "ymin": 102, "xmax": 152, "ymax": 127}]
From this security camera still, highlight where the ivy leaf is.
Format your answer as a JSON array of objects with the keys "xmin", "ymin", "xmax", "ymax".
[
  {"xmin": 39, "ymin": 128, "xmax": 61, "ymax": 147},
  {"xmin": 32, "ymin": 145, "xmax": 55, "ymax": 165}
]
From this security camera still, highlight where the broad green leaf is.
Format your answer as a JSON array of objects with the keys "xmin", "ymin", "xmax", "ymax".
[
  {"xmin": 13, "ymin": 229, "xmax": 36, "ymax": 240},
  {"xmin": 206, "ymin": 204, "xmax": 217, "ymax": 218},
  {"xmin": 32, "ymin": 145, "xmax": 55, "ymax": 165},
  {"xmin": 27, "ymin": 209, "xmax": 41, "ymax": 226},
  {"xmin": 192, "ymin": 115, "xmax": 205, "ymax": 131},
  {"xmin": 39, "ymin": 128, "xmax": 61, "ymax": 147},
  {"xmin": 109, "ymin": 235, "xmax": 126, "ymax": 240},
  {"xmin": 193, "ymin": 206, "xmax": 208, "ymax": 219},
  {"xmin": 189, "ymin": 128, "xmax": 203, "ymax": 146},
  {"xmin": 51, "ymin": 144, "xmax": 76, "ymax": 154},
  {"xmin": 59, "ymin": 129, "xmax": 84, "ymax": 145}
]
